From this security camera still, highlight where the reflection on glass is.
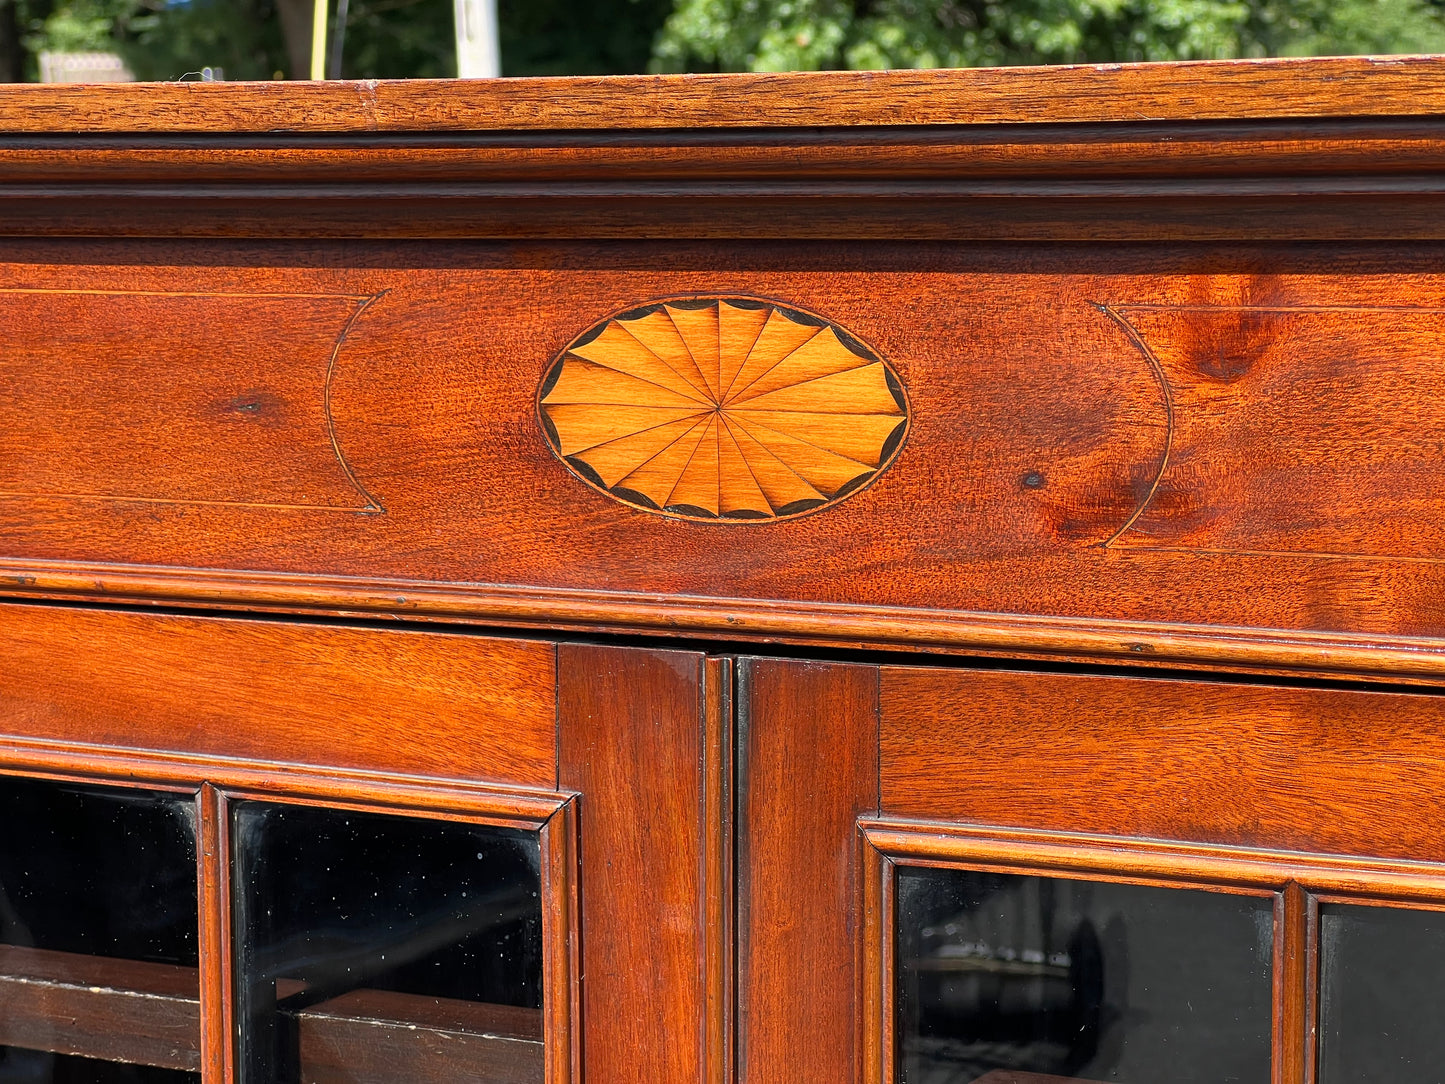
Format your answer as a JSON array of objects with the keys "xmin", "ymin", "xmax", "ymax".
[
  {"xmin": 896, "ymin": 868, "xmax": 1273, "ymax": 1084},
  {"xmin": 0, "ymin": 776, "xmax": 199, "ymax": 1083},
  {"xmin": 1319, "ymin": 903, "xmax": 1445, "ymax": 1082},
  {"xmin": 233, "ymin": 802, "xmax": 544, "ymax": 1084}
]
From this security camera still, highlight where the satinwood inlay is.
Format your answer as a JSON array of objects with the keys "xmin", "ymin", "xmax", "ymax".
[{"xmin": 538, "ymin": 297, "xmax": 909, "ymax": 521}]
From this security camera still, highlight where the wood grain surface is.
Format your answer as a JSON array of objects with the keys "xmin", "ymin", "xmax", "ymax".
[
  {"xmin": 1102, "ymin": 301, "xmax": 1445, "ymax": 561},
  {"xmin": 557, "ymin": 645, "xmax": 722, "ymax": 1084},
  {"xmin": 292, "ymin": 988, "xmax": 543, "ymax": 1084},
  {"xmin": 0, "ymin": 603, "xmax": 557, "ymax": 787},
  {"xmin": 540, "ymin": 800, "xmax": 580, "ymax": 1084},
  {"xmin": 0, "ymin": 288, "xmax": 381, "ymax": 512},
  {"xmin": 2, "ymin": 58, "xmax": 1445, "ymax": 132},
  {"xmin": 0, "ymin": 945, "xmax": 200, "ymax": 1070},
  {"xmin": 540, "ymin": 295, "xmax": 907, "ymax": 520},
  {"xmin": 701, "ymin": 657, "xmax": 734, "ymax": 1084},
  {"xmin": 198, "ymin": 784, "xmax": 231, "ymax": 1084},
  {"xmin": 737, "ymin": 659, "xmax": 877, "ymax": 1084},
  {"xmin": 1278, "ymin": 882, "xmax": 1313, "ymax": 1084},
  {"xmin": 4, "ymin": 118, "xmax": 1445, "ymax": 241},
  {"xmin": 881, "ymin": 666, "xmax": 1445, "ymax": 863},
  {"xmin": 18, "ymin": 122, "xmax": 1445, "ymax": 183},
  {"xmin": 861, "ymin": 820, "xmax": 1445, "ymax": 909},
  {"xmin": 862, "ymin": 821, "xmax": 1445, "ymax": 1084},
  {"xmin": 4, "ymin": 244, "xmax": 1445, "ymax": 675}
]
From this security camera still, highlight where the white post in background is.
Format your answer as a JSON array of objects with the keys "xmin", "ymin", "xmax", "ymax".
[{"xmin": 454, "ymin": 0, "xmax": 500, "ymax": 77}]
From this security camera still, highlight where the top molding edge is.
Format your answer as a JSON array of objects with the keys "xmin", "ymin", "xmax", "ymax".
[{"xmin": 5, "ymin": 55, "xmax": 1445, "ymax": 134}]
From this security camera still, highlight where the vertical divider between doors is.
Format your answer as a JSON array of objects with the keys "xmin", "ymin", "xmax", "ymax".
[
  {"xmin": 1277, "ymin": 881, "xmax": 1311, "ymax": 1084},
  {"xmin": 735, "ymin": 659, "xmax": 880, "ymax": 1084},
  {"xmin": 197, "ymin": 782, "xmax": 233, "ymax": 1084},
  {"xmin": 703, "ymin": 656, "xmax": 736, "ymax": 1084},
  {"xmin": 735, "ymin": 658, "xmax": 753, "ymax": 1084},
  {"xmin": 558, "ymin": 643, "xmax": 714, "ymax": 1084}
]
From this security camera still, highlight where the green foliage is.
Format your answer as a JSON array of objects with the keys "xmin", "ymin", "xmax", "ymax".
[
  {"xmin": 25, "ymin": 0, "xmax": 285, "ymax": 78},
  {"xmin": 32, "ymin": 0, "xmax": 119, "ymax": 52},
  {"xmin": 114, "ymin": 0, "xmax": 286, "ymax": 79},
  {"xmin": 652, "ymin": 0, "xmax": 1445, "ymax": 72},
  {"xmin": 22, "ymin": 0, "xmax": 672, "ymax": 81},
  {"xmin": 17, "ymin": 0, "xmax": 1445, "ymax": 85},
  {"xmin": 334, "ymin": 0, "xmax": 455, "ymax": 78},
  {"xmin": 500, "ymin": 0, "xmax": 672, "ymax": 75}
]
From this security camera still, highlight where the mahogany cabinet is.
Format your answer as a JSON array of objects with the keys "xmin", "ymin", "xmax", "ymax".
[{"xmin": 3, "ymin": 56, "xmax": 1445, "ymax": 1084}]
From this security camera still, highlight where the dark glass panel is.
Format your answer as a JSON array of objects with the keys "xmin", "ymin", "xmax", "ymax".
[
  {"xmin": 0, "ymin": 777, "xmax": 197, "ymax": 965},
  {"xmin": 232, "ymin": 801, "xmax": 544, "ymax": 1084},
  {"xmin": 0, "ymin": 777, "xmax": 198, "ymax": 1082},
  {"xmin": 897, "ymin": 867, "xmax": 1273, "ymax": 1084},
  {"xmin": 1319, "ymin": 903, "xmax": 1445, "ymax": 1082},
  {"xmin": 0, "ymin": 1049, "xmax": 198, "ymax": 1083}
]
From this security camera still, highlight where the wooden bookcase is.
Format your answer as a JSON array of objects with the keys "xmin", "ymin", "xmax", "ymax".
[{"xmin": 1, "ymin": 56, "xmax": 1445, "ymax": 1083}]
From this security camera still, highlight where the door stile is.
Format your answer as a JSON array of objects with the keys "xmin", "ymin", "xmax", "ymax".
[
  {"xmin": 197, "ymin": 782, "xmax": 233, "ymax": 1084},
  {"xmin": 703, "ymin": 656, "xmax": 736, "ymax": 1084},
  {"xmin": 860, "ymin": 835, "xmax": 893, "ymax": 1084},
  {"xmin": 735, "ymin": 658, "xmax": 880, "ymax": 1084},
  {"xmin": 558, "ymin": 643, "xmax": 715, "ymax": 1084}
]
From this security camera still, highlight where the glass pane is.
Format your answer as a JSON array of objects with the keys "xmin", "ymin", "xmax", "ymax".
[
  {"xmin": 0, "ymin": 776, "xmax": 199, "ymax": 1081},
  {"xmin": 233, "ymin": 801, "xmax": 544, "ymax": 1084},
  {"xmin": 896, "ymin": 867, "xmax": 1273, "ymax": 1084},
  {"xmin": 1319, "ymin": 903, "xmax": 1445, "ymax": 1082}
]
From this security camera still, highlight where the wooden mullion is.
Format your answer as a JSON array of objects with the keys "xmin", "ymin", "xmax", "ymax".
[
  {"xmin": 1277, "ymin": 881, "xmax": 1318, "ymax": 1084},
  {"xmin": 198, "ymin": 782, "xmax": 233, "ymax": 1084},
  {"xmin": 1303, "ymin": 890, "xmax": 1320, "ymax": 1084},
  {"xmin": 860, "ymin": 838, "xmax": 891, "ymax": 1084},
  {"xmin": 539, "ymin": 799, "xmax": 580, "ymax": 1084}
]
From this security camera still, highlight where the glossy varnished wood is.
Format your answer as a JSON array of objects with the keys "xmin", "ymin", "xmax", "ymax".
[
  {"xmin": 860, "ymin": 820, "xmax": 1445, "ymax": 1084},
  {"xmin": 3, "ymin": 68, "xmax": 1445, "ymax": 679},
  {"xmin": 860, "ymin": 820, "xmax": 1445, "ymax": 914},
  {"xmin": 539, "ymin": 296, "xmax": 907, "ymax": 521},
  {"xmin": 881, "ymin": 666, "xmax": 1445, "ymax": 863},
  {"xmin": 0, "ymin": 946, "xmax": 199, "ymax": 1070},
  {"xmin": 2, "ymin": 58, "xmax": 1445, "ymax": 132},
  {"xmin": 540, "ymin": 799, "xmax": 580, "ymax": 1084},
  {"xmin": 291, "ymin": 989, "xmax": 543, "ymax": 1084},
  {"xmin": 701, "ymin": 657, "xmax": 734, "ymax": 1084},
  {"xmin": 8, "ymin": 245, "xmax": 1445, "ymax": 679},
  {"xmin": 557, "ymin": 645, "xmax": 724, "ymax": 1084},
  {"xmin": 0, "ymin": 603, "xmax": 556, "ymax": 787},
  {"xmin": 737, "ymin": 659, "xmax": 877, "ymax": 1084},
  {"xmin": 3, "ymin": 61, "xmax": 1445, "ymax": 1084},
  {"xmin": 198, "ymin": 784, "xmax": 231, "ymax": 1084},
  {"xmin": 1278, "ymin": 882, "xmax": 1313, "ymax": 1084},
  {"xmin": 3, "ymin": 240, "xmax": 1445, "ymax": 678},
  {"xmin": 5, "ymin": 118, "xmax": 1445, "ymax": 240}
]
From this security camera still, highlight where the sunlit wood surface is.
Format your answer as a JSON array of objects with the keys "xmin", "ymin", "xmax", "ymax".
[{"xmin": 539, "ymin": 298, "xmax": 908, "ymax": 520}]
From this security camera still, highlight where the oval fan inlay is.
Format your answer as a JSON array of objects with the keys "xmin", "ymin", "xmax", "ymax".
[{"xmin": 538, "ymin": 297, "xmax": 909, "ymax": 521}]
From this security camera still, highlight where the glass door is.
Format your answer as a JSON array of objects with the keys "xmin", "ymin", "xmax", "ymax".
[
  {"xmin": 0, "ymin": 770, "xmax": 570, "ymax": 1084},
  {"xmin": 0, "ymin": 775, "xmax": 199, "ymax": 1083}
]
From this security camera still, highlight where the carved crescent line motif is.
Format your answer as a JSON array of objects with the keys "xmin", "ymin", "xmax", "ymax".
[{"xmin": 538, "ymin": 296, "xmax": 909, "ymax": 522}]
